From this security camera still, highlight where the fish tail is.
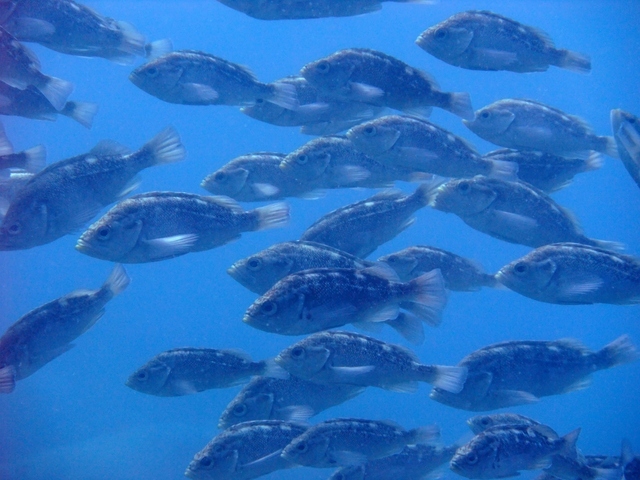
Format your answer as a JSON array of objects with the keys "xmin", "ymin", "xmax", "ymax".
[
  {"xmin": 145, "ymin": 39, "xmax": 173, "ymax": 60},
  {"xmin": 418, "ymin": 364, "xmax": 468, "ymax": 393},
  {"xmin": 0, "ymin": 122, "xmax": 12, "ymax": 155},
  {"xmin": 141, "ymin": 126, "xmax": 187, "ymax": 167},
  {"xmin": 385, "ymin": 312, "xmax": 425, "ymax": 345},
  {"xmin": 480, "ymin": 273, "xmax": 499, "ymax": 288},
  {"xmin": 103, "ymin": 264, "xmax": 131, "ymax": 297},
  {"xmin": 594, "ymin": 335, "xmax": 638, "ymax": 370},
  {"xmin": 253, "ymin": 202, "xmax": 290, "ymax": 231},
  {"xmin": 406, "ymin": 424, "xmax": 440, "ymax": 445},
  {"xmin": 559, "ymin": 428, "xmax": 581, "ymax": 457},
  {"xmin": 555, "ymin": 49, "xmax": 591, "ymax": 74},
  {"xmin": 268, "ymin": 81, "xmax": 299, "ymax": 110},
  {"xmin": 38, "ymin": 75, "xmax": 74, "ymax": 111},
  {"xmin": 22, "ymin": 145, "xmax": 46, "ymax": 173},
  {"xmin": 410, "ymin": 182, "xmax": 436, "ymax": 207},
  {"xmin": 61, "ymin": 101, "xmax": 99, "ymax": 129},
  {"xmin": 403, "ymin": 268, "xmax": 447, "ymax": 326},
  {"xmin": 445, "ymin": 92, "xmax": 474, "ymax": 120},
  {"xmin": 0, "ymin": 365, "xmax": 16, "ymax": 394},
  {"xmin": 582, "ymin": 151, "xmax": 604, "ymax": 172},
  {"xmin": 589, "ymin": 238, "xmax": 625, "ymax": 252},
  {"xmin": 599, "ymin": 135, "xmax": 619, "ymax": 158},
  {"xmin": 489, "ymin": 159, "xmax": 519, "ymax": 181}
]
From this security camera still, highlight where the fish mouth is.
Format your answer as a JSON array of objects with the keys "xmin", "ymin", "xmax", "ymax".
[
  {"xmin": 184, "ymin": 467, "xmax": 199, "ymax": 479},
  {"xmin": 279, "ymin": 160, "xmax": 292, "ymax": 171},
  {"xmin": 75, "ymin": 238, "xmax": 90, "ymax": 253}
]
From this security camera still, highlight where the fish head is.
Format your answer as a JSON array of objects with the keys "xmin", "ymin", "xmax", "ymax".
[
  {"xmin": 430, "ymin": 178, "xmax": 497, "ymax": 215},
  {"xmin": 275, "ymin": 341, "xmax": 331, "ymax": 379},
  {"xmin": 281, "ymin": 431, "xmax": 331, "ymax": 467},
  {"xmin": 243, "ymin": 284, "xmax": 308, "ymax": 335},
  {"xmin": 125, "ymin": 359, "xmax": 171, "ymax": 396},
  {"xmin": 281, "ymin": 139, "xmax": 333, "ymax": 181},
  {"xmin": 346, "ymin": 119, "xmax": 401, "ymax": 157},
  {"xmin": 416, "ymin": 21, "xmax": 474, "ymax": 60},
  {"xmin": 496, "ymin": 256, "xmax": 557, "ymax": 297},
  {"xmin": 185, "ymin": 445, "xmax": 239, "ymax": 480},
  {"xmin": 301, "ymin": 54, "xmax": 354, "ymax": 92},
  {"xmin": 467, "ymin": 415, "xmax": 500, "ymax": 435},
  {"xmin": 218, "ymin": 391, "xmax": 275, "ymax": 429},
  {"xmin": 227, "ymin": 250, "xmax": 294, "ymax": 295},
  {"xmin": 450, "ymin": 437, "xmax": 498, "ymax": 479},
  {"xmin": 76, "ymin": 215, "xmax": 143, "ymax": 262},
  {"xmin": 129, "ymin": 55, "xmax": 185, "ymax": 103},
  {"xmin": 0, "ymin": 198, "xmax": 48, "ymax": 250},
  {"xmin": 377, "ymin": 251, "xmax": 419, "ymax": 279},
  {"xmin": 201, "ymin": 167, "xmax": 249, "ymax": 196},
  {"xmin": 328, "ymin": 465, "xmax": 365, "ymax": 480},
  {"xmin": 464, "ymin": 105, "xmax": 516, "ymax": 138}
]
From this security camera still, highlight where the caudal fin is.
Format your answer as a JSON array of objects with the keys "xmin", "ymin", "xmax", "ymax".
[
  {"xmin": 145, "ymin": 39, "xmax": 173, "ymax": 60},
  {"xmin": 39, "ymin": 75, "xmax": 74, "ymax": 111},
  {"xmin": 23, "ymin": 145, "xmax": 46, "ymax": 173},
  {"xmin": 594, "ymin": 334, "xmax": 638, "ymax": 370},
  {"xmin": 490, "ymin": 159, "xmax": 519, "ymax": 181},
  {"xmin": 385, "ymin": 312, "xmax": 425, "ymax": 345},
  {"xmin": 62, "ymin": 101, "xmax": 99, "ymax": 129},
  {"xmin": 104, "ymin": 264, "xmax": 131, "ymax": 297},
  {"xmin": 253, "ymin": 202, "xmax": 290, "ymax": 231},
  {"xmin": 419, "ymin": 364, "xmax": 468, "ymax": 393},
  {"xmin": 142, "ymin": 126, "xmax": 187, "ymax": 166},
  {"xmin": 0, "ymin": 366, "xmax": 16, "ymax": 394},
  {"xmin": 556, "ymin": 49, "xmax": 591, "ymax": 74},
  {"xmin": 268, "ymin": 81, "xmax": 299, "ymax": 110},
  {"xmin": 599, "ymin": 136, "xmax": 619, "ymax": 158},
  {"xmin": 446, "ymin": 92, "xmax": 474, "ymax": 120},
  {"xmin": 403, "ymin": 269, "xmax": 447, "ymax": 326},
  {"xmin": 0, "ymin": 122, "xmax": 12, "ymax": 156},
  {"xmin": 406, "ymin": 424, "xmax": 440, "ymax": 445}
]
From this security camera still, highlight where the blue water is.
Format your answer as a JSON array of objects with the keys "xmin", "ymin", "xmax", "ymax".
[{"xmin": 1, "ymin": 1, "xmax": 639, "ymax": 479}]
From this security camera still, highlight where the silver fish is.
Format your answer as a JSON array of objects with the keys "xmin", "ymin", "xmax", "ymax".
[
  {"xmin": 281, "ymin": 418, "xmax": 439, "ymax": 468},
  {"xmin": 496, "ymin": 243, "xmax": 640, "ymax": 305},
  {"xmin": 130, "ymin": 50, "xmax": 297, "ymax": 108},
  {"xmin": 201, "ymin": 152, "xmax": 314, "ymax": 201},
  {"xmin": 464, "ymin": 99, "xmax": 618, "ymax": 159},
  {"xmin": 378, "ymin": 245, "xmax": 496, "ymax": 291},
  {"xmin": 301, "ymin": 48, "xmax": 473, "ymax": 119},
  {"xmin": 0, "ymin": 127, "xmax": 185, "ymax": 250},
  {"xmin": 0, "ymin": 264, "xmax": 129, "ymax": 393},
  {"xmin": 451, "ymin": 425, "xmax": 580, "ymax": 479},
  {"xmin": 346, "ymin": 115, "xmax": 514, "ymax": 178},
  {"xmin": 467, "ymin": 413, "xmax": 542, "ymax": 435},
  {"xmin": 0, "ymin": 0, "xmax": 145, "ymax": 63},
  {"xmin": 185, "ymin": 420, "xmax": 308, "ymax": 480},
  {"xmin": 275, "ymin": 330, "xmax": 467, "ymax": 393},
  {"xmin": 218, "ymin": 375, "xmax": 364, "ymax": 429},
  {"xmin": 611, "ymin": 109, "xmax": 640, "ymax": 190},
  {"xmin": 228, "ymin": 241, "xmax": 374, "ymax": 295},
  {"xmin": 243, "ymin": 264, "xmax": 447, "ymax": 335},
  {"xmin": 416, "ymin": 11, "xmax": 590, "ymax": 73},
  {"xmin": 76, "ymin": 192, "xmax": 289, "ymax": 263},
  {"xmin": 300, "ymin": 185, "xmax": 432, "ymax": 258},
  {"xmin": 430, "ymin": 336, "xmax": 638, "ymax": 411},
  {"xmin": 125, "ymin": 347, "xmax": 284, "ymax": 397},
  {"xmin": 429, "ymin": 176, "xmax": 617, "ymax": 249}
]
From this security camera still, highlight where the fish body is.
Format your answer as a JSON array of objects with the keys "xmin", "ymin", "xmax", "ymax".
[
  {"xmin": 430, "ymin": 336, "xmax": 638, "ymax": 411},
  {"xmin": 378, "ymin": 245, "xmax": 496, "ymax": 290},
  {"xmin": 125, "ymin": 348, "xmax": 271, "ymax": 397},
  {"xmin": 281, "ymin": 417, "xmax": 440, "ymax": 468},
  {"xmin": 467, "ymin": 413, "xmax": 542, "ymax": 435},
  {"xmin": 497, "ymin": 243, "xmax": 640, "ymax": 305},
  {"xmin": 0, "ymin": 0, "xmax": 145, "ymax": 63},
  {"xmin": 464, "ymin": 99, "xmax": 617, "ymax": 158},
  {"xmin": 201, "ymin": 152, "xmax": 313, "ymax": 201},
  {"xmin": 346, "ymin": 115, "xmax": 512, "ymax": 178},
  {"xmin": 451, "ymin": 425, "xmax": 580, "ymax": 479},
  {"xmin": 129, "ymin": 50, "xmax": 296, "ymax": 108},
  {"xmin": 0, "ymin": 265, "xmax": 129, "ymax": 393},
  {"xmin": 329, "ymin": 443, "xmax": 458, "ymax": 480},
  {"xmin": 0, "ymin": 127, "xmax": 185, "ymax": 250},
  {"xmin": 483, "ymin": 149, "xmax": 602, "ymax": 192},
  {"xmin": 218, "ymin": 375, "xmax": 364, "ymax": 429},
  {"xmin": 416, "ymin": 11, "xmax": 590, "ymax": 73},
  {"xmin": 300, "ymin": 185, "xmax": 431, "ymax": 258},
  {"xmin": 275, "ymin": 330, "xmax": 467, "ymax": 393},
  {"xmin": 185, "ymin": 420, "xmax": 308, "ymax": 480},
  {"xmin": 243, "ymin": 264, "xmax": 446, "ymax": 335},
  {"xmin": 0, "ymin": 171, "xmax": 34, "ymax": 209},
  {"xmin": 429, "ymin": 176, "xmax": 610, "ymax": 249},
  {"xmin": 228, "ymin": 241, "xmax": 374, "ymax": 295},
  {"xmin": 611, "ymin": 109, "xmax": 640, "ymax": 190},
  {"xmin": 301, "ymin": 48, "xmax": 473, "ymax": 119},
  {"xmin": 76, "ymin": 192, "xmax": 289, "ymax": 263}
]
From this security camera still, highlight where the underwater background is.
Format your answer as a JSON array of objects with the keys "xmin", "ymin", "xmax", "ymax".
[{"xmin": 1, "ymin": 0, "xmax": 639, "ymax": 478}]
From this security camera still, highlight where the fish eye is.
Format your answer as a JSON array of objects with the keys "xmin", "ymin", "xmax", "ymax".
[
  {"xmin": 199, "ymin": 456, "xmax": 213, "ymax": 468},
  {"xmin": 514, "ymin": 262, "xmax": 528, "ymax": 274},
  {"xmin": 247, "ymin": 257, "xmax": 262, "ymax": 270},
  {"xmin": 136, "ymin": 371, "xmax": 148, "ymax": 381},
  {"xmin": 261, "ymin": 301, "xmax": 277, "ymax": 315},
  {"xmin": 480, "ymin": 111, "xmax": 490, "ymax": 119},
  {"xmin": 480, "ymin": 418, "xmax": 490, "ymax": 426},
  {"xmin": 295, "ymin": 441, "xmax": 308, "ymax": 453},
  {"xmin": 316, "ymin": 61, "xmax": 330, "ymax": 74},
  {"xmin": 7, "ymin": 223, "xmax": 21, "ymax": 235},
  {"xmin": 296, "ymin": 154, "xmax": 309, "ymax": 165},
  {"xmin": 146, "ymin": 67, "xmax": 159, "ymax": 77},
  {"xmin": 291, "ymin": 346, "xmax": 305, "ymax": 359},
  {"xmin": 467, "ymin": 453, "xmax": 478, "ymax": 465},
  {"xmin": 97, "ymin": 225, "xmax": 111, "ymax": 239},
  {"xmin": 435, "ymin": 28, "xmax": 448, "ymax": 39},
  {"xmin": 363, "ymin": 126, "xmax": 377, "ymax": 137},
  {"xmin": 214, "ymin": 171, "xmax": 226, "ymax": 181},
  {"xmin": 255, "ymin": 98, "xmax": 265, "ymax": 104},
  {"xmin": 233, "ymin": 403, "xmax": 247, "ymax": 417},
  {"xmin": 457, "ymin": 182, "xmax": 471, "ymax": 193}
]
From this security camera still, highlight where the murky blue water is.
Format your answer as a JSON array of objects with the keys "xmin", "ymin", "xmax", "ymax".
[{"xmin": 1, "ymin": 1, "xmax": 639, "ymax": 479}]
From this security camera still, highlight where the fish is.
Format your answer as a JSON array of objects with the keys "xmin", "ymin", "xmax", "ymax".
[
  {"xmin": 228, "ymin": 240, "xmax": 375, "ymax": 295},
  {"xmin": 281, "ymin": 418, "xmax": 440, "ymax": 467},
  {"xmin": 416, "ymin": 11, "xmax": 591, "ymax": 73},
  {"xmin": 430, "ymin": 335, "xmax": 638, "ymax": 411},
  {"xmin": 243, "ymin": 264, "xmax": 447, "ymax": 335},
  {"xmin": 300, "ymin": 185, "xmax": 432, "ymax": 258},
  {"xmin": 450, "ymin": 424, "xmax": 581, "ymax": 479},
  {"xmin": 0, "ymin": 127, "xmax": 185, "ymax": 250},
  {"xmin": 0, "ymin": 0, "xmax": 146, "ymax": 64},
  {"xmin": 483, "ymin": 149, "xmax": 602, "ymax": 192},
  {"xmin": 201, "ymin": 152, "xmax": 315, "ymax": 201},
  {"xmin": 0, "ymin": 81, "xmax": 97, "ymax": 128},
  {"xmin": 218, "ymin": 375, "xmax": 364, "ymax": 429},
  {"xmin": 274, "ymin": 330, "xmax": 467, "ymax": 393},
  {"xmin": 496, "ymin": 243, "xmax": 640, "ymax": 305},
  {"xmin": 329, "ymin": 443, "xmax": 459, "ymax": 480},
  {"xmin": 125, "ymin": 347, "xmax": 285, "ymax": 397},
  {"xmin": 75, "ymin": 192, "xmax": 289, "ymax": 263},
  {"xmin": 464, "ymin": 99, "xmax": 618, "ymax": 159},
  {"xmin": 0, "ymin": 145, "xmax": 46, "ymax": 173},
  {"xmin": 467, "ymin": 413, "xmax": 542, "ymax": 435},
  {"xmin": 429, "ymin": 176, "xmax": 617, "ymax": 249},
  {"xmin": 184, "ymin": 420, "xmax": 308, "ymax": 480},
  {"xmin": 301, "ymin": 48, "xmax": 473, "ymax": 119},
  {"xmin": 130, "ymin": 50, "xmax": 297, "ymax": 108},
  {"xmin": 346, "ymin": 115, "xmax": 515, "ymax": 178},
  {"xmin": 378, "ymin": 245, "xmax": 497, "ymax": 291},
  {"xmin": 0, "ymin": 264, "xmax": 129, "ymax": 393},
  {"xmin": 546, "ymin": 452, "xmax": 623, "ymax": 480},
  {"xmin": 214, "ymin": 0, "xmax": 433, "ymax": 20},
  {"xmin": 280, "ymin": 135, "xmax": 428, "ymax": 189},
  {"xmin": 0, "ymin": 25, "xmax": 74, "ymax": 110},
  {"xmin": 611, "ymin": 109, "xmax": 640, "ymax": 190}
]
